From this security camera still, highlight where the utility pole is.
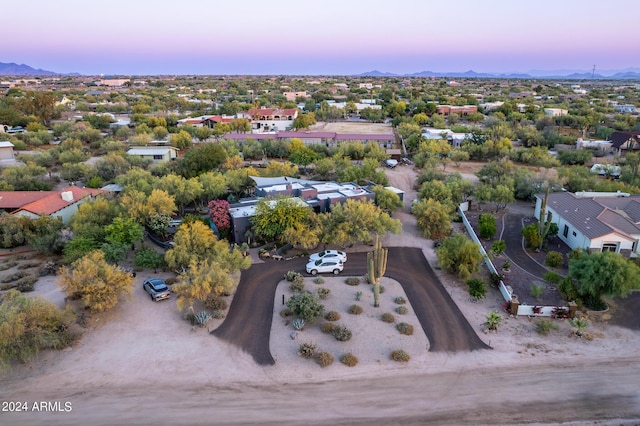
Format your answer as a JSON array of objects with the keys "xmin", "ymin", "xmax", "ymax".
[{"xmin": 592, "ymin": 64, "xmax": 596, "ymax": 79}]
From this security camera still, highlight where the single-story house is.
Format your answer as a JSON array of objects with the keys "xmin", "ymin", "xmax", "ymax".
[
  {"xmin": 534, "ymin": 191, "xmax": 640, "ymax": 257},
  {"xmin": 228, "ymin": 177, "xmax": 375, "ymax": 244},
  {"xmin": 609, "ymin": 131, "xmax": 640, "ymax": 156},
  {"xmin": 0, "ymin": 186, "xmax": 104, "ymax": 224},
  {"xmin": 126, "ymin": 146, "xmax": 179, "ymax": 162}
]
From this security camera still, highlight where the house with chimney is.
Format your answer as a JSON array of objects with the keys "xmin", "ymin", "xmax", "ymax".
[{"xmin": 0, "ymin": 187, "xmax": 103, "ymax": 224}]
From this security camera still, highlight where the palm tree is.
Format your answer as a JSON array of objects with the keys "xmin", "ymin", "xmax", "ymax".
[
  {"xmin": 568, "ymin": 317, "xmax": 590, "ymax": 337},
  {"xmin": 484, "ymin": 311, "xmax": 502, "ymax": 331}
]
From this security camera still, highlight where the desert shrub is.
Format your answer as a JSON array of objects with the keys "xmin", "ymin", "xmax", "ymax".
[
  {"xmin": 543, "ymin": 271, "xmax": 562, "ymax": 284},
  {"xmin": 396, "ymin": 322, "xmax": 414, "ymax": 335},
  {"xmin": 478, "ymin": 213, "xmax": 497, "ymax": 239},
  {"xmin": 193, "ymin": 311, "xmax": 212, "ymax": 327},
  {"xmin": 1, "ymin": 271, "xmax": 29, "ymax": 283},
  {"xmin": 317, "ymin": 287, "xmax": 331, "ymax": 300},
  {"xmin": 390, "ymin": 349, "xmax": 411, "ymax": 362},
  {"xmin": 134, "ymin": 247, "xmax": 165, "ymax": 269},
  {"xmin": 17, "ymin": 261, "xmax": 40, "ymax": 270},
  {"xmin": 211, "ymin": 310, "xmax": 225, "ymax": 319},
  {"xmin": 204, "ymin": 295, "xmax": 228, "ymax": 311},
  {"xmin": 16, "ymin": 276, "xmax": 37, "ymax": 292},
  {"xmin": 313, "ymin": 277, "xmax": 325, "ymax": 285},
  {"xmin": 530, "ymin": 283, "xmax": 544, "ymax": 299},
  {"xmin": 535, "ymin": 318, "xmax": 559, "ymax": 336},
  {"xmin": 395, "ymin": 306, "xmax": 408, "ymax": 315},
  {"xmin": 355, "ymin": 291, "xmax": 363, "ymax": 301},
  {"xmin": 320, "ymin": 322, "xmax": 336, "ymax": 334},
  {"xmin": 292, "ymin": 318, "xmax": 305, "ymax": 330},
  {"xmin": 545, "ymin": 251, "xmax": 564, "ymax": 267},
  {"xmin": 345, "ymin": 277, "xmax": 360, "ymax": 286},
  {"xmin": 286, "ymin": 292, "xmax": 324, "ymax": 323},
  {"xmin": 284, "ymin": 270, "xmax": 302, "ymax": 282},
  {"xmin": 394, "ymin": 296, "xmax": 407, "ymax": 305},
  {"xmin": 315, "ymin": 351, "xmax": 334, "ymax": 368},
  {"xmin": 491, "ymin": 239, "xmax": 506, "ymax": 255},
  {"xmin": 289, "ymin": 279, "xmax": 305, "ymax": 292},
  {"xmin": 381, "ymin": 313, "xmax": 395, "ymax": 323},
  {"xmin": 280, "ymin": 308, "xmax": 293, "ymax": 318},
  {"xmin": 298, "ymin": 342, "xmax": 317, "ymax": 359},
  {"xmin": 0, "ymin": 261, "xmax": 17, "ymax": 271},
  {"xmin": 325, "ymin": 310, "xmax": 341, "ymax": 321},
  {"xmin": 348, "ymin": 304, "xmax": 363, "ymax": 315},
  {"xmin": 339, "ymin": 353, "xmax": 359, "ymax": 367},
  {"xmin": 467, "ymin": 278, "xmax": 487, "ymax": 300},
  {"xmin": 331, "ymin": 325, "xmax": 353, "ymax": 342}
]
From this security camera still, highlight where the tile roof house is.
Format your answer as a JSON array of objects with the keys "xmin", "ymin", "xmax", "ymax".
[
  {"xmin": 534, "ymin": 191, "xmax": 640, "ymax": 257},
  {"xmin": 0, "ymin": 187, "xmax": 104, "ymax": 224},
  {"xmin": 237, "ymin": 107, "xmax": 299, "ymax": 132},
  {"xmin": 609, "ymin": 131, "xmax": 640, "ymax": 156}
]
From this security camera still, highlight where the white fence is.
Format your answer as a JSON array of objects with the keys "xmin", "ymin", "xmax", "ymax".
[{"xmin": 458, "ymin": 204, "xmax": 568, "ymax": 318}]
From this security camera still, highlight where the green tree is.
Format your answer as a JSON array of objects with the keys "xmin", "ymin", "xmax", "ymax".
[
  {"xmin": 25, "ymin": 216, "xmax": 65, "ymax": 254},
  {"xmin": 156, "ymin": 174, "xmax": 203, "ymax": 216},
  {"xmin": 95, "ymin": 154, "xmax": 130, "ymax": 182},
  {"xmin": 478, "ymin": 213, "xmax": 497, "ymax": 239},
  {"xmin": 0, "ymin": 290, "xmax": 76, "ymax": 370},
  {"xmin": 282, "ymin": 216, "xmax": 322, "ymax": 250},
  {"xmin": 178, "ymin": 143, "xmax": 227, "ymax": 178},
  {"xmin": 57, "ymin": 250, "xmax": 135, "ymax": 313},
  {"xmin": 172, "ymin": 259, "xmax": 239, "ymax": 312},
  {"xmin": 251, "ymin": 197, "xmax": 312, "ymax": 243},
  {"xmin": 292, "ymin": 112, "xmax": 317, "ymax": 129},
  {"xmin": 116, "ymin": 168, "xmax": 160, "ymax": 195},
  {"xmin": 105, "ymin": 217, "xmax": 144, "ymax": 247},
  {"xmin": 412, "ymin": 198, "xmax": 453, "ymax": 239},
  {"xmin": 569, "ymin": 251, "xmax": 640, "ymax": 308},
  {"xmin": 63, "ymin": 236, "xmax": 100, "ymax": 263},
  {"xmin": 170, "ymin": 130, "xmax": 193, "ymax": 150},
  {"xmin": 436, "ymin": 233, "xmax": 483, "ymax": 280},
  {"xmin": 70, "ymin": 197, "xmax": 122, "ymax": 242},
  {"xmin": 372, "ymin": 186, "xmax": 404, "ymax": 213},
  {"xmin": 321, "ymin": 199, "xmax": 401, "ymax": 247},
  {"xmin": 165, "ymin": 221, "xmax": 250, "ymax": 272}
]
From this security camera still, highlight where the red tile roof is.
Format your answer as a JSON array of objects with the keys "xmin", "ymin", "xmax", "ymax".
[{"xmin": 1, "ymin": 187, "xmax": 103, "ymax": 216}]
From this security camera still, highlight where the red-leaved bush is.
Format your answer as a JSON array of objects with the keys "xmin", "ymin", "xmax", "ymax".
[{"xmin": 208, "ymin": 199, "xmax": 231, "ymax": 231}]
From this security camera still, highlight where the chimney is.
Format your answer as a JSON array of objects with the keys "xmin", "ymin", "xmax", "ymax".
[{"xmin": 61, "ymin": 191, "xmax": 74, "ymax": 202}]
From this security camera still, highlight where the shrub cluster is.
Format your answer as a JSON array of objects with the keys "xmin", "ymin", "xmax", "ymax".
[
  {"xmin": 339, "ymin": 353, "xmax": 359, "ymax": 367},
  {"xmin": 331, "ymin": 324, "xmax": 353, "ymax": 341},
  {"xmin": 289, "ymin": 279, "xmax": 305, "ymax": 292},
  {"xmin": 280, "ymin": 308, "xmax": 292, "ymax": 318},
  {"xmin": 316, "ymin": 351, "xmax": 334, "ymax": 368},
  {"xmin": 395, "ymin": 306, "xmax": 408, "ymax": 315},
  {"xmin": 396, "ymin": 322, "xmax": 414, "ymax": 335},
  {"xmin": 545, "ymin": 251, "xmax": 564, "ymax": 268},
  {"xmin": 535, "ymin": 318, "xmax": 559, "ymax": 336},
  {"xmin": 317, "ymin": 287, "xmax": 331, "ymax": 300},
  {"xmin": 345, "ymin": 277, "xmax": 360, "ymax": 286},
  {"xmin": 313, "ymin": 277, "xmax": 325, "ymax": 285},
  {"xmin": 390, "ymin": 349, "xmax": 411, "ymax": 362},
  {"xmin": 320, "ymin": 322, "xmax": 336, "ymax": 334},
  {"xmin": 394, "ymin": 296, "xmax": 407, "ymax": 305},
  {"xmin": 298, "ymin": 342, "xmax": 317, "ymax": 359},
  {"xmin": 204, "ymin": 295, "xmax": 228, "ymax": 311},
  {"xmin": 325, "ymin": 310, "xmax": 341, "ymax": 321},
  {"xmin": 381, "ymin": 313, "xmax": 395, "ymax": 323},
  {"xmin": 348, "ymin": 304, "xmax": 363, "ymax": 315}
]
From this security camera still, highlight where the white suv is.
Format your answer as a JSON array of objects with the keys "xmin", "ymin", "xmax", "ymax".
[{"xmin": 306, "ymin": 259, "xmax": 344, "ymax": 275}]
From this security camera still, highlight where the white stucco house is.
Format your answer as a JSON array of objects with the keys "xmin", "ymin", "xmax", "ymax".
[
  {"xmin": 126, "ymin": 146, "xmax": 179, "ymax": 163},
  {"xmin": 535, "ymin": 191, "xmax": 640, "ymax": 257}
]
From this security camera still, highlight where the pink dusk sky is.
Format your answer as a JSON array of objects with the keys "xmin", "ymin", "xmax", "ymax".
[{"xmin": 2, "ymin": 0, "xmax": 638, "ymax": 76}]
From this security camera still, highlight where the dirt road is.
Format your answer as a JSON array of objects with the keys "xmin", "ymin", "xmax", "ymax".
[{"xmin": 3, "ymin": 359, "xmax": 639, "ymax": 425}]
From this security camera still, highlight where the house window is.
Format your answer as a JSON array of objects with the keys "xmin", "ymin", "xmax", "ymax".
[
  {"xmin": 563, "ymin": 225, "xmax": 569, "ymax": 238},
  {"xmin": 153, "ymin": 155, "xmax": 163, "ymax": 160},
  {"xmin": 572, "ymin": 231, "xmax": 577, "ymax": 237},
  {"xmin": 633, "ymin": 241, "xmax": 638, "ymax": 252},
  {"xmin": 602, "ymin": 243, "xmax": 618, "ymax": 252}
]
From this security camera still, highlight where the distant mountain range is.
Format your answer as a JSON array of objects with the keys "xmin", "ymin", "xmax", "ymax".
[
  {"xmin": 0, "ymin": 62, "xmax": 58, "ymax": 76},
  {"xmin": 1, "ymin": 60, "xmax": 640, "ymax": 80},
  {"xmin": 357, "ymin": 69, "xmax": 640, "ymax": 80}
]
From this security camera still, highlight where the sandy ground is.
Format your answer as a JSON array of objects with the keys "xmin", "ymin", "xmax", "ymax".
[
  {"xmin": 309, "ymin": 121, "xmax": 394, "ymax": 134},
  {"xmin": 1, "ymin": 164, "xmax": 640, "ymax": 425}
]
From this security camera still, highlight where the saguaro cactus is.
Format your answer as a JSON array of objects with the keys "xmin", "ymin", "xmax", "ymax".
[
  {"xmin": 367, "ymin": 235, "xmax": 388, "ymax": 308},
  {"xmin": 537, "ymin": 185, "xmax": 553, "ymax": 251}
]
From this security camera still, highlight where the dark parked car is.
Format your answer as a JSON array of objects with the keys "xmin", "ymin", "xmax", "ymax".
[{"xmin": 143, "ymin": 278, "xmax": 171, "ymax": 302}]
